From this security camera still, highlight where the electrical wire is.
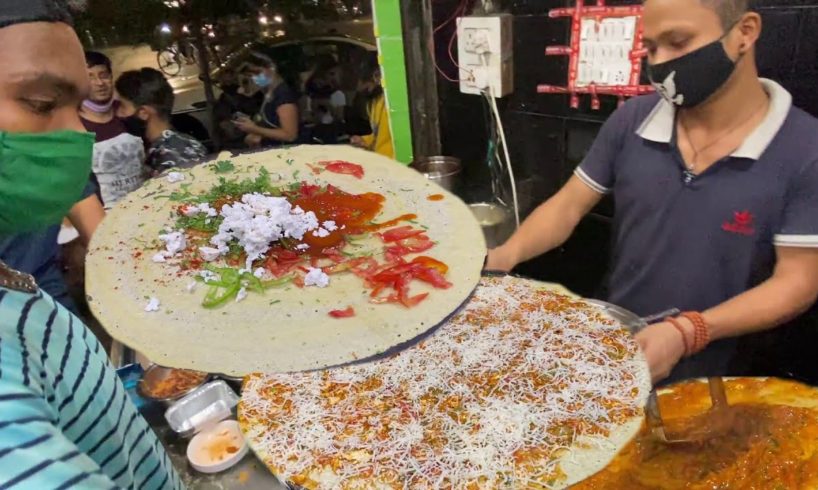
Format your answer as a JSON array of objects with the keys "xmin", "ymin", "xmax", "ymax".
[
  {"xmin": 429, "ymin": 0, "xmax": 472, "ymax": 83},
  {"xmin": 480, "ymin": 87, "xmax": 509, "ymax": 208},
  {"xmin": 479, "ymin": 53, "xmax": 520, "ymax": 228},
  {"xmin": 486, "ymin": 91, "xmax": 520, "ymax": 228}
]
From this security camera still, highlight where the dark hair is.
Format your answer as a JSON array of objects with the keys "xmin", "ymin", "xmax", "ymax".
[
  {"xmin": 701, "ymin": 0, "xmax": 749, "ymax": 28},
  {"xmin": 115, "ymin": 68, "xmax": 174, "ymax": 118},
  {"xmin": 247, "ymin": 51, "xmax": 276, "ymax": 70},
  {"xmin": 85, "ymin": 50, "xmax": 111, "ymax": 72},
  {"xmin": 359, "ymin": 54, "xmax": 381, "ymax": 83}
]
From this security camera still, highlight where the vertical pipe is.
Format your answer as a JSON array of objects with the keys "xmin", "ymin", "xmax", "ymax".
[{"xmin": 371, "ymin": 0, "xmax": 414, "ymax": 163}]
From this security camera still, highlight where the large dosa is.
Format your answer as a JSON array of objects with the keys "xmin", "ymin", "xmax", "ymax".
[
  {"xmin": 86, "ymin": 146, "xmax": 486, "ymax": 374},
  {"xmin": 240, "ymin": 275, "xmax": 651, "ymax": 489}
]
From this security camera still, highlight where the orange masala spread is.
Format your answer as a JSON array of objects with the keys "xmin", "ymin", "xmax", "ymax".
[
  {"xmin": 142, "ymin": 369, "xmax": 207, "ymax": 399},
  {"xmin": 573, "ymin": 378, "xmax": 818, "ymax": 490}
]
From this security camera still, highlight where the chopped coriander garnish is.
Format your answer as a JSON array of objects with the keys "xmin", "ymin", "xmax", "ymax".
[{"xmin": 210, "ymin": 160, "xmax": 235, "ymax": 174}]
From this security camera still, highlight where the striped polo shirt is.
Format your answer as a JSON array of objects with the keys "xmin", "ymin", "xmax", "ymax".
[
  {"xmin": 575, "ymin": 79, "xmax": 818, "ymax": 380},
  {"xmin": 0, "ymin": 284, "xmax": 183, "ymax": 489}
]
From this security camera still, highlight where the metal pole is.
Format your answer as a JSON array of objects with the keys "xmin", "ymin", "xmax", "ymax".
[
  {"xmin": 400, "ymin": 0, "xmax": 442, "ymax": 158},
  {"xmin": 193, "ymin": 28, "xmax": 222, "ymax": 151}
]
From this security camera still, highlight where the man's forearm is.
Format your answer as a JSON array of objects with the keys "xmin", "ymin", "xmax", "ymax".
[
  {"xmin": 496, "ymin": 176, "xmax": 602, "ymax": 268},
  {"xmin": 68, "ymin": 195, "xmax": 105, "ymax": 246},
  {"xmin": 703, "ymin": 275, "xmax": 817, "ymax": 340},
  {"xmin": 499, "ymin": 199, "xmax": 581, "ymax": 266}
]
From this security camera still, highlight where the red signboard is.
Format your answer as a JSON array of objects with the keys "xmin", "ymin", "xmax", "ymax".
[{"xmin": 537, "ymin": 0, "xmax": 654, "ymax": 109}]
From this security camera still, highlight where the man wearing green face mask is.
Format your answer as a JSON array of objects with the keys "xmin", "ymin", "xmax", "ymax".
[{"xmin": 0, "ymin": 1, "xmax": 182, "ymax": 488}]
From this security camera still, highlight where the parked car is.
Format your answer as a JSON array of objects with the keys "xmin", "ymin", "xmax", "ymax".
[{"xmin": 174, "ymin": 23, "xmax": 376, "ymax": 149}]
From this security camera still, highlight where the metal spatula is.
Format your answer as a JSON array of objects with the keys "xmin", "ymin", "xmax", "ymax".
[{"xmin": 646, "ymin": 376, "xmax": 732, "ymax": 444}]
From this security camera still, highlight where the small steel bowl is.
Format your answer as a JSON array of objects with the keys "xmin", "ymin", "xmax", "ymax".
[
  {"xmin": 410, "ymin": 156, "xmax": 462, "ymax": 193},
  {"xmin": 138, "ymin": 364, "xmax": 210, "ymax": 405}
]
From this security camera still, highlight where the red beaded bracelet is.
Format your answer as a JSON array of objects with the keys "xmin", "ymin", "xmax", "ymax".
[
  {"xmin": 665, "ymin": 316, "xmax": 691, "ymax": 356},
  {"xmin": 680, "ymin": 311, "xmax": 710, "ymax": 354}
]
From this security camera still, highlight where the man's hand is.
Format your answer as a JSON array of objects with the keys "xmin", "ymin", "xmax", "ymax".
[
  {"xmin": 485, "ymin": 246, "xmax": 517, "ymax": 272},
  {"xmin": 634, "ymin": 321, "xmax": 687, "ymax": 383},
  {"xmin": 233, "ymin": 117, "xmax": 259, "ymax": 134}
]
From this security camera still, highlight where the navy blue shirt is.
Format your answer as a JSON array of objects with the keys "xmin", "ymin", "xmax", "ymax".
[
  {"xmin": 258, "ymin": 82, "xmax": 305, "ymax": 146},
  {"xmin": 576, "ymin": 79, "xmax": 818, "ymax": 379},
  {"xmin": 0, "ymin": 180, "xmax": 98, "ymax": 314},
  {"xmin": 259, "ymin": 82, "xmax": 298, "ymax": 129}
]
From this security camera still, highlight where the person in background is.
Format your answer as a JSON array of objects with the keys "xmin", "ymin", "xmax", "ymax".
[
  {"xmin": 307, "ymin": 60, "xmax": 347, "ymax": 125},
  {"xmin": 80, "ymin": 51, "xmax": 147, "ymax": 207},
  {"xmin": 487, "ymin": 0, "xmax": 818, "ymax": 384},
  {"xmin": 351, "ymin": 60, "xmax": 394, "ymax": 159},
  {"xmin": 213, "ymin": 65, "xmax": 263, "ymax": 149},
  {"xmin": 0, "ymin": 1, "xmax": 181, "ymax": 488},
  {"xmin": 115, "ymin": 67, "xmax": 206, "ymax": 172},
  {"xmin": 233, "ymin": 52, "xmax": 301, "ymax": 148}
]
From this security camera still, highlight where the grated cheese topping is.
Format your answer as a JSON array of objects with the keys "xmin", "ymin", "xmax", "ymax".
[
  {"xmin": 144, "ymin": 297, "xmax": 160, "ymax": 312},
  {"xmin": 158, "ymin": 231, "xmax": 186, "ymax": 256},
  {"xmin": 304, "ymin": 267, "xmax": 330, "ymax": 288},
  {"xmin": 166, "ymin": 171, "xmax": 185, "ymax": 183},
  {"xmin": 240, "ymin": 276, "xmax": 649, "ymax": 490},
  {"xmin": 209, "ymin": 193, "xmax": 319, "ymax": 269}
]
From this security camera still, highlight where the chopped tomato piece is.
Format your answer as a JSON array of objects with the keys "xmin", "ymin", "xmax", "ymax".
[
  {"xmin": 329, "ymin": 306, "xmax": 355, "ymax": 318},
  {"xmin": 379, "ymin": 226, "xmax": 426, "ymax": 243},
  {"xmin": 384, "ymin": 245, "xmax": 411, "ymax": 262},
  {"xmin": 366, "ymin": 257, "xmax": 449, "ymax": 308},
  {"xmin": 321, "ymin": 247, "xmax": 346, "ymax": 263},
  {"xmin": 264, "ymin": 248, "xmax": 303, "ymax": 277},
  {"xmin": 323, "ymin": 161, "xmax": 365, "ymax": 179},
  {"xmin": 297, "ymin": 182, "xmax": 322, "ymax": 197},
  {"xmin": 411, "ymin": 256, "xmax": 449, "ymax": 274},
  {"xmin": 402, "ymin": 292, "xmax": 429, "ymax": 307},
  {"xmin": 369, "ymin": 293, "xmax": 398, "ymax": 304},
  {"xmin": 412, "ymin": 266, "xmax": 452, "ymax": 289},
  {"xmin": 349, "ymin": 257, "xmax": 381, "ymax": 279},
  {"xmin": 372, "ymin": 264, "xmax": 414, "ymax": 285},
  {"xmin": 382, "ymin": 232, "xmax": 434, "ymax": 260},
  {"xmin": 400, "ymin": 236, "xmax": 435, "ymax": 254}
]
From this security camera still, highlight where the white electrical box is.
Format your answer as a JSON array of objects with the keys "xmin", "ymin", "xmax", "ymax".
[{"xmin": 456, "ymin": 14, "xmax": 513, "ymax": 97}]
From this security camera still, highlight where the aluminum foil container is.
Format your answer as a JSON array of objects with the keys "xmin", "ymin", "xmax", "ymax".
[{"xmin": 165, "ymin": 380, "xmax": 239, "ymax": 437}]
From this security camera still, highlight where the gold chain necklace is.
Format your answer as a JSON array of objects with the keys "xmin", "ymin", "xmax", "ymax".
[{"xmin": 679, "ymin": 98, "xmax": 769, "ymax": 171}]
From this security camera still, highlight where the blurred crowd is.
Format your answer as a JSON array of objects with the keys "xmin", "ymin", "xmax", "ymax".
[{"xmin": 214, "ymin": 51, "xmax": 393, "ymax": 157}]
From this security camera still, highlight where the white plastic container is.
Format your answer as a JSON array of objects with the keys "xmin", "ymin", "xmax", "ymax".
[
  {"xmin": 186, "ymin": 419, "xmax": 249, "ymax": 473},
  {"xmin": 164, "ymin": 380, "xmax": 248, "ymax": 473}
]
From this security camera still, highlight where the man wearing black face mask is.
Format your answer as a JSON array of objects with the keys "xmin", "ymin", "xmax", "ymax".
[
  {"xmin": 115, "ymin": 68, "xmax": 207, "ymax": 172},
  {"xmin": 487, "ymin": 0, "xmax": 818, "ymax": 384}
]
